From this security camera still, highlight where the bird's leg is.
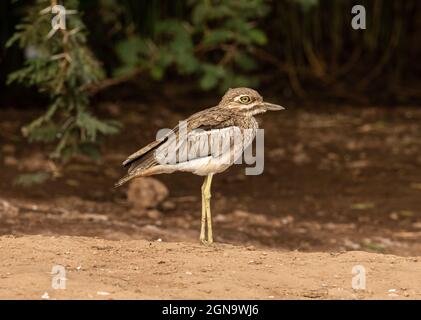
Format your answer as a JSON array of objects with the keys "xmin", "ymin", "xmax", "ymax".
[
  {"xmin": 200, "ymin": 176, "xmax": 208, "ymax": 244},
  {"xmin": 204, "ymin": 174, "xmax": 213, "ymax": 244}
]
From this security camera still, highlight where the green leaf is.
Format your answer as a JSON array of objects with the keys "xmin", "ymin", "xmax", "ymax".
[
  {"xmin": 77, "ymin": 112, "xmax": 121, "ymax": 141},
  {"xmin": 199, "ymin": 64, "xmax": 225, "ymax": 90},
  {"xmin": 150, "ymin": 65, "xmax": 164, "ymax": 80},
  {"xmin": 203, "ymin": 30, "xmax": 233, "ymax": 45},
  {"xmin": 5, "ymin": 33, "xmax": 20, "ymax": 48},
  {"xmin": 79, "ymin": 142, "xmax": 101, "ymax": 161},
  {"xmin": 234, "ymin": 52, "xmax": 257, "ymax": 71},
  {"xmin": 200, "ymin": 72, "xmax": 218, "ymax": 90},
  {"xmin": 116, "ymin": 36, "xmax": 148, "ymax": 66},
  {"xmin": 191, "ymin": 2, "xmax": 207, "ymax": 25},
  {"xmin": 27, "ymin": 123, "xmax": 59, "ymax": 143},
  {"xmin": 249, "ymin": 29, "xmax": 267, "ymax": 45}
]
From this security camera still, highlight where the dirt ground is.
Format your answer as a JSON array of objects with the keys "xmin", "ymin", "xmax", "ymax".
[
  {"xmin": 0, "ymin": 235, "xmax": 420, "ymax": 299},
  {"xmin": 1, "ymin": 87, "xmax": 421, "ymax": 299}
]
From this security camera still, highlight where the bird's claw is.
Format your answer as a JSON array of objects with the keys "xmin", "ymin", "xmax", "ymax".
[{"xmin": 200, "ymin": 239, "xmax": 213, "ymax": 246}]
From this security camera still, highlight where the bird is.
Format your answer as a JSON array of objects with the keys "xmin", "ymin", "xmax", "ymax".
[{"xmin": 115, "ymin": 87, "xmax": 285, "ymax": 245}]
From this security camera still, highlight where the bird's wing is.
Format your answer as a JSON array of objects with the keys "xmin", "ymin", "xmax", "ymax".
[
  {"xmin": 163, "ymin": 125, "xmax": 242, "ymax": 165},
  {"xmin": 121, "ymin": 107, "xmax": 237, "ymax": 175},
  {"xmin": 122, "ymin": 137, "xmax": 167, "ymax": 167}
]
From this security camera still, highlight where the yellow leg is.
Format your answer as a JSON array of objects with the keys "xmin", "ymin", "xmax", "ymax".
[
  {"xmin": 199, "ymin": 174, "xmax": 214, "ymax": 245},
  {"xmin": 200, "ymin": 176, "xmax": 207, "ymax": 244},
  {"xmin": 204, "ymin": 174, "xmax": 213, "ymax": 244}
]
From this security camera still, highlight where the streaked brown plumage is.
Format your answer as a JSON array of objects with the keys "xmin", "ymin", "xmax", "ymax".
[{"xmin": 116, "ymin": 87, "xmax": 285, "ymax": 244}]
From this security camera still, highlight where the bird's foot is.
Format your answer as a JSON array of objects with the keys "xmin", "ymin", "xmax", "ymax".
[{"xmin": 200, "ymin": 238, "xmax": 213, "ymax": 246}]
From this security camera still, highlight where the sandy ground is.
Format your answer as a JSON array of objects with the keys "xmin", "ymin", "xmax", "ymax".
[{"xmin": 0, "ymin": 235, "xmax": 420, "ymax": 300}]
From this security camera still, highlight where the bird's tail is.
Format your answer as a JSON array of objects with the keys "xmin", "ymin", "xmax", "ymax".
[
  {"xmin": 115, "ymin": 156, "xmax": 157, "ymax": 188},
  {"xmin": 114, "ymin": 174, "xmax": 136, "ymax": 188}
]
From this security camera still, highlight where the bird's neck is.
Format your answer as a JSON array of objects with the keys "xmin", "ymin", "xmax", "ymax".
[{"xmin": 231, "ymin": 111, "xmax": 259, "ymax": 130}]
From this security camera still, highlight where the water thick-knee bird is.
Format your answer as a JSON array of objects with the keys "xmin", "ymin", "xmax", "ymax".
[{"xmin": 115, "ymin": 87, "xmax": 285, "ymax": 244}]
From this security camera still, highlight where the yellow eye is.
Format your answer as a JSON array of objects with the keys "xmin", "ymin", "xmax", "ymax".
[{"xmin": 239, "ymin": 96, "xmax": 251, "ymax": 104}]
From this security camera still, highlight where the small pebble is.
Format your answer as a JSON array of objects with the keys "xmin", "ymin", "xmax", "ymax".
[{"xmin": 147, "ymin": 209, "xmax": 161, "ymax": 219}]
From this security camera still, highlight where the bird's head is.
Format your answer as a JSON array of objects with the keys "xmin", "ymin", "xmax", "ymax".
[{"xmin": 218, "ymin": 87, "xmax": 285, "ymax": 115}]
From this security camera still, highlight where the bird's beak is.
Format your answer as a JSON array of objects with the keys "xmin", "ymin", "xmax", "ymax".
[{"xmin": 263, "ymin": 102, "xmax": 285, "ymax": 111}]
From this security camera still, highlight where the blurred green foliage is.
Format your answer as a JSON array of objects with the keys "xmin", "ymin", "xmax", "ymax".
[
  {"xmin": 7, "ymin": 0, "xmax": 120, "ymax": 161},
  {"xmin": 114, "ymin": 0, "xmax": 269, "ymax": 92}
]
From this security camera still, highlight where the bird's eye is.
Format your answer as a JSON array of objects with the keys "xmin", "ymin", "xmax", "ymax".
[{"xmin": 239, "ymin": 96, "xmax": 251, "ymax": 104}]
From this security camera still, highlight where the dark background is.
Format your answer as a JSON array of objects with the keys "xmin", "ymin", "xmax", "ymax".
[{"xmin": 1, "ymin": 0, "xmax": 421, "ymax": 106}]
